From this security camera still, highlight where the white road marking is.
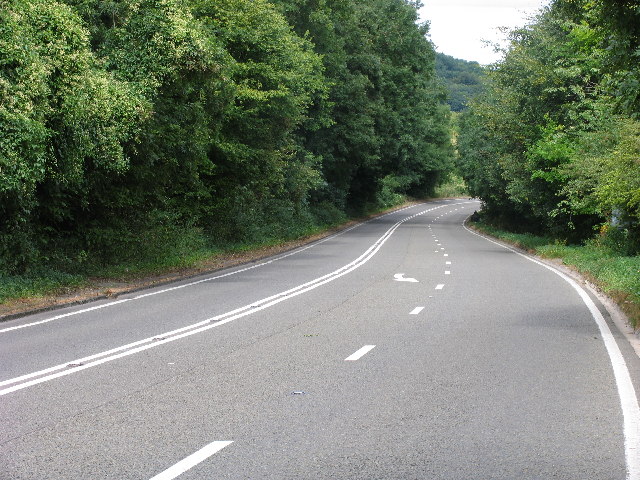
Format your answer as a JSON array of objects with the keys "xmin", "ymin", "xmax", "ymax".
[
  {"xmin": 435, "ymin": 284, "xmax": 445, "ymax": 290},
  {"xmin": 409, "ymin": 307, "xmax": 425, "ymax": 315},
  {"xmin": 444, "ymin": 254, "xmax": 449, "ymax": 257},
  {"xmin": 394, "ymin": 273, "xmax": 419, "ymax": 283},
  {"xmin": 345, "ymin": 345, "xmax": 376, "ymax": 361},
  {"xmin": 0, "ymin": 201, "xmax": 476, "ymax": 395},
  {"xmin": 445, "ymin": 271, "xmax": 451, "ymax": 275},
  {"xmin": 0, "ymin": 299, "xmax": 132, "ymax": 334},
  {"xmin": 463, "ymin": 219, "xmax": 640, "ymax": 480},
  {"xmin": 446, "ymin": 261, "xmax": 451, "ymax": 265},
  {"xmin": 0, "ymin": 203, "xmax": 423, "ymax": 335},
  {"xmin": 149, "ymin": 441, "xmax": 233, "ymax": 480}
]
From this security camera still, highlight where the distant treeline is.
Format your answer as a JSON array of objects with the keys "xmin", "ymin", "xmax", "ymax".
[
  {"xmin": 435, "ymin": 53, "xmax": 485, "ymax": 112},
  {"xmin": 0, "ymin": 0, "xmax": 453, "ymax": 274},
  {"xmin": 458, "ymin": 0, "xmax": 640, "ymax": 254}
]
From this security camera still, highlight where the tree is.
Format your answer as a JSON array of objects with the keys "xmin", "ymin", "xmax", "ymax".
[
  {"xmin": 0, "ymin": 0, "xmax": 145, "ymax": 272},
  {"xmin": 435, "ymin": 53, "xmax": 486, "ymax": 112}
]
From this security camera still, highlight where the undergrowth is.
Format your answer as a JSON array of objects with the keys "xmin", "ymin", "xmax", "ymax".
[
  {"xmin": 434, "ymin": 174, "xmax": 469, "ymax": 198},
  {"xmin": 0, "ymin": 201, "xmax": 360, "ymax": 305}
]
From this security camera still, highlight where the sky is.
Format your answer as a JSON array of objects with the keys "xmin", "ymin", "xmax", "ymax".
[{"xmin": 418, "ymin": 0, "xmax": 550, "ymax": 65}]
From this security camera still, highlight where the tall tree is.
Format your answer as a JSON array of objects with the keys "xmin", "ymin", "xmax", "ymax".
[{"xmin": 458, "ymin": 0, "xmax": 640, "ymax": 250}]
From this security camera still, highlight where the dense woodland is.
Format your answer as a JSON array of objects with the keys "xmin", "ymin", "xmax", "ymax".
[
  {"xmin": 458, "ymin": 0, "xmax": 640, "ymax": 254},
  {"xmin": 2, "ymin": 0, "xmax": 639, "ymax": 294},
  {"xmin": 435, "ymin": 53, "xmax": 485, "ymax": 112},
  {"xmin": 0, "ymin": 0, "xmax": 453, "ymax": 275}
]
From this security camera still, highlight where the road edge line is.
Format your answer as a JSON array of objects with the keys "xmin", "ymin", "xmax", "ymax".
[{"xmin": 463, "ymin": 218, "xmax": 640, "ymax": 480}]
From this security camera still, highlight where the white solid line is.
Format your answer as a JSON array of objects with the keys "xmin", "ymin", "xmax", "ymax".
[
  {"xmin": 345, "ymin": 345, "xmax": 376, "ymax": 361},
  {"xmin": 0, "ymin": 204, "xmax": 407, "ymax": 335},
  {"xmin": 149, "ymin": 441, "xmax": 233, "ymax": 480},
  {"xmin": 0, "ymin": 202, "xmax": 476, "ymax": 396},
  {"xmin": 463, "ymin": 219, "xmax": 640, "ymax": 480},
  {"xmin": 0, "ymin": 299, "xmax": 132, "ymax": 334},
  {"xmin": 409, "ymin": 307, "xmax": 425, "ymax": 315},
  {"xmin": 435, "ymin": 284, "xmax": 444, "ymax": 290}
]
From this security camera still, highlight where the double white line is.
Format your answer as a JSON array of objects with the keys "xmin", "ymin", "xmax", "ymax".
[{"xmin": 1, "ymin": 203, "xmax": 470, "ymax": 396}]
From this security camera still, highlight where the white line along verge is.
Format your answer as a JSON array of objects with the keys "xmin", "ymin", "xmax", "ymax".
[
  {"xmin": 0, "ymin": 202, "xmax": 476, "ymax": 396},
  {"xmin": 410, "ymin": 307, "xmax": 425, "ymax": 315},
  {"xmin": 463, "ymin": 220, "xmax": 640, "ymax": 480},
  {"xmin": 0, "ymin": 203, "xmax": 424, "ymax": 335},
  {"xmin": 345, "ymin": 345, "xmax": 376, "ymax": 361},
  {"xmin": 149, "ymin": 441, "xmax": 233, "ymax": 480}
]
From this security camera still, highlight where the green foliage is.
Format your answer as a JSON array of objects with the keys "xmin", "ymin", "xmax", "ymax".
[
  {"xmin": 433, "ymin": 174, "xmax": 468, "ymax": 198},
  {"xmin": 458, "ymin": 0, "xmax": 640, "ymax": 251},
  {"xmin": 273, "ymin": 0, "xmax": 453, "ymax": 212},
  {"xmin": 0, "ymin": 0, "xmax": 455, "ymax": 289},
  {"xmin": 0, "ymin": 270, "xmax": 86, "ymax": 303},
  {"xmin": 435, "ymin": 53, "xmax": 486, "ymax": 111},
  {"xmin": 0, "ymin": 0, "xmax": 146, "ymax": 273}
]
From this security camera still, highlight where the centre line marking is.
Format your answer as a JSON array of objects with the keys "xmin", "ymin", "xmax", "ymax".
[
  {"xmin": 149, "ymin": 440, "xmax": 233, "ymax": 480},
  {"xmin": 446, "ymin": 261, "xmax": 451, "ymax": 265},
  {"xmin": 410, "ymin": 307, "xmax": 425, "ymax": 315},
  {"xmin": 1, "ymin": 201, "xmax": 478, "ymax": 396},
  {"xmin": 345, "ymin": 345, "xmax": 376, "ymax": 361},
  {"xmin": 435, "ymin": 284, "xmax": 445, "ymax": 290},
  {"xmin": 0, "ymin": 203, "xmax": 423, "ymax": 335}
]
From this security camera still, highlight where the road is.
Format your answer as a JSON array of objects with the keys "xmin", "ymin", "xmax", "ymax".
[{"xmin": 1, "ymin": 199, "xmax": 639, "ymax": 479}]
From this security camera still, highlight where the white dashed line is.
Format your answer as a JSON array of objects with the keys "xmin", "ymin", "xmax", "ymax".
[
  {"xmin": 410, "ymin": 307, "xmax": 425, "ymax": 315},
  {"xmin": 1, "ymin": 201, "xmax": 478, "ymax": 396},
  {"xmin": 345, "ymin": 345, "xmax": 376, "ymax": 361},
  {"xmin": 149, "ymin": 441, "xmax": 233, "ymax": 480},
  {"xmin": 435, "ymin": 284, "xmax": 445, "ymax": 290}
]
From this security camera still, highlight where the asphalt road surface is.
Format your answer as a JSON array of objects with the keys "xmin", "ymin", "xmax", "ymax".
[{"xmin": 2, "ymin": 199, "xmax": 639, "ymax": 480}]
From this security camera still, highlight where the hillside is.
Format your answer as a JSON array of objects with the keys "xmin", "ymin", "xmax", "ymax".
[{"xmin": 435, "ymin": 52, "xmax": 486, "ymax": 111}]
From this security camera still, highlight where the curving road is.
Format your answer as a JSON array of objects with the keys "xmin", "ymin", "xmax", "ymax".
[{"xmin": 1, "ymin": 199, "xmax": 639, "ymax": 479}]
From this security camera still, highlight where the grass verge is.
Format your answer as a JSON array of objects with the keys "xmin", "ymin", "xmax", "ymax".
[{"xmin": 470, "ymin": 221, "xmax": 640, "ymax": 329}]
